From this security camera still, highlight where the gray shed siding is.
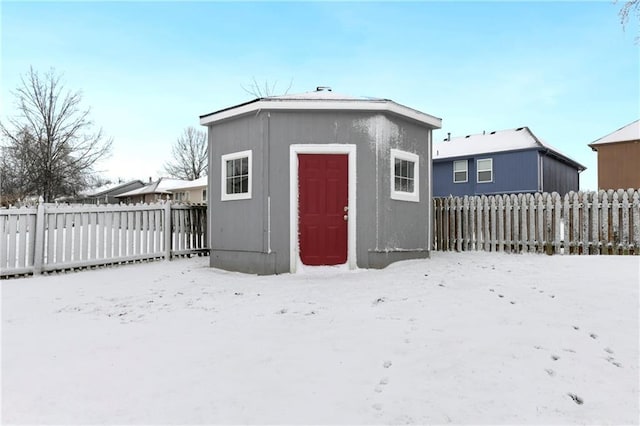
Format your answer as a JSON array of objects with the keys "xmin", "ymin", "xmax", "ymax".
[
  {"xmin": 208, "ymin": 110, "xmax": 433, "ymax": 274},
  {"xmin": 541, "ymin": 154, "xmax": 580, "ymax": 195},
  {"xmin": 433, "ymin": 149, "xmax": 540, "ymax": 196}
]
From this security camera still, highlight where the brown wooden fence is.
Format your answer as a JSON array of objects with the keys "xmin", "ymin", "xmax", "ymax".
[
  {"xmin": 0, "ymin": 201, "xmax": 208, "ymax": 277},
  {"xmin": 433, "ymin": 189, "xmax": 640, "ymax": 255}
]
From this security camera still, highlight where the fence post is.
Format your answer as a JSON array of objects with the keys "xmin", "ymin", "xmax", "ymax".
[
  {"xmin": 33, "ymin": 197, "xmax": 45, "ymax": 275},
  {"xmin": 164, "ymin": 201, "xmax": 172, "ymax": 261}
]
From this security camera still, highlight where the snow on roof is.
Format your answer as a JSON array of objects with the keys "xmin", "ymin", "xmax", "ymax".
[
  {"xmin": 116, "ymin": 178, "xmax": 191, "ymax": 198},
  {"xmin": 200, "ymin": 89, "xmax": 442, "ymax": 128},
  {"xmin": 166, "ymin": 176, "xmax": 208, "ymax": 192},
  {"xmin": 589, "ymin": 119, "xmax": 640, "ymax": 148},
  {"xmin": 433, "ymin": 127, "xmax": 585, "ymax": 170},
  {"xmin": 86, "ymin": 180, "xmax": 144, "ymax": 197}
]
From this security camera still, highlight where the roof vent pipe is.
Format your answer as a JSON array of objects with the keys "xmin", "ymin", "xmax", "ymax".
[
  {"xmin": 316, "ymin": 86, "xmax": 332, "ymax": 92},
  {"xmin": 447, "ymin": 132, "xmax": 451, "ymax": 141}
]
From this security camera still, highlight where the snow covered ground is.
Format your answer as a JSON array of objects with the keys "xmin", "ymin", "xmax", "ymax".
[{"xmin": 1, "ymin": 252, "xmax": 638, "ymax": 425}]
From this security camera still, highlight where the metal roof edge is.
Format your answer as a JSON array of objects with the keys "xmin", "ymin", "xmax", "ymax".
[{"xmin": 199, "ymin": 98, "xmax": 442, "ymax": 128}]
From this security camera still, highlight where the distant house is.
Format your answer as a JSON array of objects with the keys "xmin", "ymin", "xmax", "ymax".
[
  {"xmin": 115, "ymin": 177, "xmax": 191, "ymax": 204},
  {"xmin": 167, "ymin": 176, "xmax": 208, "ymax": 203},
  {"xmin": 588, "ymin": 119, "xmax": 640, "ymax": 190},
  {"xmin": 432, "ymin": 127, "xmax": 586, "ymax": 197},
  {"xmin": 74, "ymin": 180, "xmax": 145, "ymax": 204}
]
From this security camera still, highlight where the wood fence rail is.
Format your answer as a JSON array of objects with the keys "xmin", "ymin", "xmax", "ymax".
[
  {"xmin": 433, "ymin": 189, "xmax": 640, "ymax": 255},
  {"xmin": 0, "ymin": 201, "xmax": 208, "ymax": 278}
]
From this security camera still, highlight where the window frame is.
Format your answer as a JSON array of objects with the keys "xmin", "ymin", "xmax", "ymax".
[
  {"xmin": 221, "ymin": 150, "xmax": 252, "ymax": 201},
  {"xmin": 477, "ymin": 158, "xmax": 493, "ymax": 183},
  {"xmin": 390, "ymin": 148, "xmax": 420, "ymax": 203},
  {"xmin": 453, "ymin": 159, "xmax": 468, "ymax": 183}
]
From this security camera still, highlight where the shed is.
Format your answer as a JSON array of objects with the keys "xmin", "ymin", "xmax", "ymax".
[
  {"xmin": 588, "ymin": 119, "xmax": 640, "ymax": 190},
  {"xmin": 432, "ymin": 127, "xmax": 585, "ymax": 197},
  {"xmin": 200, "ymin": 88, "xmax": 442, "ymax": 274}
]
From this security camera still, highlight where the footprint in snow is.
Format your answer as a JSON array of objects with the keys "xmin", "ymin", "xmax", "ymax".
[
  {"xmin": 383, "ymin": 360, "xmax": 392, "ymax": 368},
  {"xmin": 498, "ymin": 294, "xmax": 504, "ymax": 298},
  {"xmin": 573, "ymin": 325, "xmax": 580, "ymax": 330},
  {"xmin": 606, "ymin": 357, "xmax": 622, "ymax": 368},
  {"xmin": 551, "ymin": 354, "xmax": 560, "ymax": 361},
  {"xmin": 590, "ymin": 333, "xmax": 598, "ymax": 339},
  {"xmin": 604, "ymin": 347, "xmax": 614, "ymax": 354},
  {"xmin": 544, "ymin": 368, "xmax": 555, "ymax": 376},
  {"xmin": 373, "ymin": 297, "xmax": 386, "ymax": 305},
  {"xmin": 567, "ymin": 393, "xmax": 584, "ymax": 405},
  {"xmin": 372, "ymin": 403, "xmax": 383, "ymax": 411}
]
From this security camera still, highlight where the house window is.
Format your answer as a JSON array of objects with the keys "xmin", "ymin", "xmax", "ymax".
[
  {"xmin": 390, "ymin": 148, "xmax": 419, "ymax": 202},
  {"xmin": 453, "ymin": 160, "xmax": 468, "ymax": 183},
  {"xmin": 202, "ymin": 189, "xmax": 207, "ymax": 201},
  {"xmin": 221, "ymin": 150, "xmax": 252, "ymax": 201},
  {"xmin": 477, "ymin": 158, "xmax": 493, "ymax": 183}
]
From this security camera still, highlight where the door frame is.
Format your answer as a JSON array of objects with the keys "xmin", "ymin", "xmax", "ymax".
[{"xmin": 289, "ymin": 144, "xmax": 357, "ymax": 273}]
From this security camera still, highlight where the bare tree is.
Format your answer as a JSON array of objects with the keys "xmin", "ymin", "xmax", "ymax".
[
  {"xmin": 618, "ymin": 0, "xmax": 639, "ymax": 41},
  {"xmin": 0, "ymin": 67, "xmax": 112, "ymax": 203},
  {"xmin": 163, "ymin": 126, "xmax": 208, "ymax": 180},
  {"xmin": 619, "ymin": 0, "xmax": 639, "ymax": 24},
  {"xmin": 241, "ymin": 77, "xmax": 293, "ymax": 98}
]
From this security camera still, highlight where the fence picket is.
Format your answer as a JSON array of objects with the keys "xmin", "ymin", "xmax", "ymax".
[
  {"xmin": 622, "ymin": 192, "xmax": 630, "ymax": 254},
  {"xmin": 612, "ymin": 192, "xmax": 620, "ymax": 254}
]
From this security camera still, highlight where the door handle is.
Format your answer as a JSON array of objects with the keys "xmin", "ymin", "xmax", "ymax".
[
  {"xmin": 343, "ymin": 214, "xmax": 348, "ymax": 221},
  {"xmin": 344, "ymin": 206, "xmax": 349, "ymax": 212}
]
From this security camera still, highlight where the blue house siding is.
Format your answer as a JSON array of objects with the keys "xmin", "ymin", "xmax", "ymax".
[
  {"xmin": 433, "ymin": 149, "xmax": 540, "ymax": 196},
  {"xmin": 542, "ymin": 154, "xmax": 579, "ymax": 195}
]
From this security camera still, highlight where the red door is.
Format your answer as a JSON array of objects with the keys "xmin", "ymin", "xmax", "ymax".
[{"xmin": 298, "ymin": 154, "xmax": 348, "ymax": 265}]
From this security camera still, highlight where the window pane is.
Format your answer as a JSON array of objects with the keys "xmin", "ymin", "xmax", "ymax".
[
  {"xmin": 478, "ymin": 170, "xmax": 492, "ymax": 182},
  {"xmin": 395, "ymin": 159, "xmax": 402, "ymax": 177},
  {"xmin": 454, "ymin": 160, "xmax": 466, "ymax": 172},
  {"xmin": 226, "ymin": 177, "xmax": 233, "ymax": 194},
  {"xmin": 226, "ymin": 160, "xmax": 233, "ymax": 177},
  {"xmin": 394, "ymin": 177, "xmax": 402, "ymax": 191},
  {"xmin": 454, "ymin": 171, "xmax": 467, "ymax": 182},
  {"xmin": 240, "ymin": 176, "xmax": 248, "ymax": 193},
  {"xmin": 406, "ymin": 162, "xmax": 414, "ymax": 179},
  {"xmin": 478, "ymin": 159, "xmax": 491, "ymax": 171},
  {"xmin": 406, "ymin": 178, "xmax": 414, "ymax": 193},
  {"xmin": 241, "ymin": 157, "xmax": 248, "ymax": 175}
]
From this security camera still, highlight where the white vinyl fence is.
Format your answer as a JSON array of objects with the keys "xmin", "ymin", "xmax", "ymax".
[
  {"xmin": 0, "ymin": 201, "xmax": 207, "ymax": 277},
  {"xmin": 433, "ymin": 189, "xmax": 640, "ymax": 255}
]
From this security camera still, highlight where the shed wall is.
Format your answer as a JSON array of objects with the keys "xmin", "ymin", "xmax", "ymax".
[{"xmin": 207, "ymin": 110, "xmax": 433, "ymax": 274}]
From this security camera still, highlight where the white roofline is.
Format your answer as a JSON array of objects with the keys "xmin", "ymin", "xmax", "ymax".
[{"xmin": 200, "ymin": 99, "xmax": 442, "ymax": 128}]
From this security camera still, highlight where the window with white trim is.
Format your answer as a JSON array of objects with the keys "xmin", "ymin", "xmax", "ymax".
[
  {"xmin": 477, "ymin": 158, "xmax": 493, "ymax": 183},
  {"xmin": 390, "ymin": 149, "xmax": 419, "ymax": 202},
  {"xmin": 453, "ymin": 160, "xmax": 468, "ymax": 183},
  {"xmin": 221, "ymin": 150, "xmax": 252, "ymax": 201}
]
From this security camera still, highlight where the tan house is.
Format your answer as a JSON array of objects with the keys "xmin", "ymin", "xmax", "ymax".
[
  {"xmin": 589, "ymin": 119, "xmax": 640, "ymax": 190},
  {"xmin": 167, "ymin": 176, "xmax": 208, "ymax": 204}
]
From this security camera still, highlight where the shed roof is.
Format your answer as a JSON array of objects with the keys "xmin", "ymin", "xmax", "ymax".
[
  {"xmin": 588, "ymin": 119, "xmax": 640, "ymax": 150},
  {"xmin": 200, "ymin": 89, "xmax": 442, "ymax": 128},
  {"xmin": 433, "ymin": 127, "xmax": 586, "ymax": 171}
]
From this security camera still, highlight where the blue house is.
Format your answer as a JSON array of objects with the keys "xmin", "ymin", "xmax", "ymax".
[{"xmin": 432, "ymin": 127, "xmax": 585, "ymax": 197}]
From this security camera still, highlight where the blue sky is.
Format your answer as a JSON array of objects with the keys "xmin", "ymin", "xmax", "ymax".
[{"xmin": 2, "ymin": 1, "xmax": 638, "ymax": 190}]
